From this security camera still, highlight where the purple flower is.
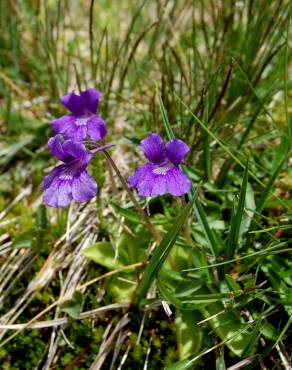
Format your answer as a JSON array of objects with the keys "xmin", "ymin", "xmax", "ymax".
[
  {"xmin": 51, "ymin": 89, "xmax": 107, "ymax": 141},
  {"xmin": 43, "ymin": 135, "xmax": 97, "ymax": 207},
  {"xmin": 128, "ymin": 133, "xmax": 191, "ymax": 197}
]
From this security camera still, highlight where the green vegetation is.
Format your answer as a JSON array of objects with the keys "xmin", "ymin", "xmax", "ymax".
[{"xmin": 0, "ymin": 1, "xmax": 291, "ymax": 369}]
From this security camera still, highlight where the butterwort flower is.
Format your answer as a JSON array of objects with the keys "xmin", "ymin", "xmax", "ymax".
[
  {"xmin": 128, "ymin": 133, "xmax": 191, "ymax": 197},
  {"xmin": 51, "ymin": 89, "xmax": 107, "ymax": 141},
  {"xmin": 43, "ymin": 135, "xmax": 97, "ymax": 207}
]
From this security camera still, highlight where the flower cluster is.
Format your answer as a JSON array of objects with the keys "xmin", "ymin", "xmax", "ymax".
[
  {"xmin": 44, "ymin": 89, "xmax": 191, "ymax": 207},
  {"xmin": 43, "ymin": 89, "xmax": 105, "ymax": 207}
]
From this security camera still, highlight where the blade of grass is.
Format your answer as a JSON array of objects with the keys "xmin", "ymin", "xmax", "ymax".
[
  {"xmin": 203, "ymin": 93, "xmax": 211, "ymax": 181},
  {"xmin": 135, "ymin": 193, "xmax": 196, "ymax": 305},
  {"xmin": 103, "ymin": 0, "xmax": 147, "ymax": 114},
  {"xmin": 157, "ymin": 92, "xmax": 219, "ymax": 257},
  {"xmin": 182, "ymin": 241, "xmax": 289, "ymax": 272},
  {"xmin": 284, "ymin": 5, "xmax": 291, "ymax": 142},
  {"xmin": 157, "ymin": 90, "xmax": 173, "ymax": 140},
  {"xmin": 223, "ymin": 157, "xmax": 249, "ymax": 274},
  {"xmin": 166, "ymin": 325, "xmax": 253, "ymax": 370},
  {"xmin": 175, "ymin": 93, "xmax": 290, "ymax": 212},
  {"xmin": 242, "ymin": 153, "xmax": 288, "ymax": 251},
  {"xmin": 193, "ymin": 199, "xmax": 219, "ymax": 257},
  {"xmin": 216, "ymin": 83, "xmax": 277, "ymax": 187}
]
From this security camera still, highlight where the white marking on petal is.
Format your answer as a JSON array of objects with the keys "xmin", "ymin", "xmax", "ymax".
[
  {"xmin": 58, "ymin": 161, "xmax": 82, "ymax": 180},
  {"xmin": 75, "ymin": 117, "xmax": 88, "ymax": 126},
  {"xmin": 59, "ymin": 173, "xmax": 74, "ymax": 180},
  {"xmin": 75, "ymin": 113, "xmax": 95, "ymax": 126},
  {"xmin": 152, "ymin": 162, "xmax": 174, "ymax": 175}
]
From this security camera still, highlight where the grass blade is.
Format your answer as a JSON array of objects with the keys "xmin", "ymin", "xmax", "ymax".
[
  {"xmin": 135, "ymin": 194, "xmax": 196, "ymax": 304},
  {"xmin": 193, "ymin": 199, "xmax": 219, "ymax": 257},
  {"xmin": 157, "ymin": 90, "xmax": 174, "ymax": 140},
  {"xmin": 243, "ymin": 152, "xmax": 288, "ymax": 251},
  {"xmin": 223, "ymin": 157, "xmax": 249, "ymax": 273},
  {"xmin": 157, "ymin": 92, "xmax": 219, "ymax": 257}
]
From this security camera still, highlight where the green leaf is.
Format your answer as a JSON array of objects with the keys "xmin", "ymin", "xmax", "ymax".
[
  {"xmin": 157, "ymin": 279, "xmax": 209, "ymax": 311},
  {"xmin": 60, "ymin": 291, "xmax": 83, "ymax": 319},
  {"xmin": 215, "ymin": 348, "xmax": 226, "ymax": 370},
  {"xmin": 135, "ymin": 194, "xmax": 196, "ymax": 304},
  {"xmin": 157, "ymin": 279, "xmax": 189, "ymax": 310},
  {"xmin": 175, "ymin": 310, "xmax": 202, "ymax": 359},
  {"xmin": 251, "ymin": 310, "xmax": 278, "ymax": 341},
  {"xmin": 110, "ymin": 201, "xmax": 167, "ymax": 226},
  {"xmin": 200, "ymin": 302, "xmax": 252, "ymax": 357},
  {"xmin": 167, "ymin": 323, "xmax": 252, "ymax": 370},
  {"xmin": 12, "ymin": 229, "xmax": 35, "ymax": 249},
  {"xmin": 255, "ymin": 154, "xmax": 287, "ymax": 216},
  {"xmin": 110, "ymin": 201, "xmax": 142, "ymax": 224},
  {"xmin": 224, "ymin": 157, "xmax": 249, "ymax": 273},
  {"xmin": 82, "ymin": 242, "xmax": 123, "ymax": 269},
  {"xmin": 157, "ymin": 91, "xmax": 174, "ymax": 140},
  {"xmin": 193, "ymin": 199, "xmax": 219, "ymax": 257},
  {"xmin": 109, "ymin": 274, "xmax": 136, "ymax": 303},
  {"xmin": 36, "ymin": 205, "xmax": 48, "ymax": 229}
]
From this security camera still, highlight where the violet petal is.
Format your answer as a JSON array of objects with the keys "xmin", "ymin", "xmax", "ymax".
[
  {"xmin": 80, "ymin": 89, "xmax": 101, "ymax": 114},
  {"xmin": 43, "ymin": 181, "xmax": 73, "ymax": 207},
  {"xmin": 62, "ymin": 140, "xmax": 89, "ymax": 163},
  {"xmin": 51, "ymin": 115, "xmax": 75, "ymax": 135},
  {"xmin": 72, "ymin": 170, "xmax": 98, "ymax": 203},
  {"xmin": 166, "ymin": 138, "xmax": 189, "ymax": 165},
  {"xmin": 43, "ymin": 164, "xmax": 65, "ymax": 190},
  {"xmin": 141, "ymin": 133, "xmax": 165, "ymax": 163},
  {"xmin": 128, "ymin": 163, "xmax": 158, "ymax": 197},
  {"xmin": 87, "ymin": 116, "xmax": 107, "ymax": 141},
  {"xmin": 60, "ymin": 91, "xmax": 86, "ymax": 116},
  {"xmin": 165, "ymin": 167, "xmax": 191, "ymax": 196},
  {"xmin": 47, "ymin": 135, "xmax": 68, "ymax": 162}
]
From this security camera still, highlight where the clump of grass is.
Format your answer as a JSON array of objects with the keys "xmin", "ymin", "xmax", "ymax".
[{"xmin": 0, "ymin": 1, "xmax": 291, "ymax": 369}]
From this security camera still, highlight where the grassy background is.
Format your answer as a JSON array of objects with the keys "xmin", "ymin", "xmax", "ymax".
[{"xmin": 0, "ymin": 0, "xmax": 291, "ymax": 369}]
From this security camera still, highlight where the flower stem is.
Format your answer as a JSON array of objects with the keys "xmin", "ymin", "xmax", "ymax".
[
  {"xmin": 105, "ymin": 155, "xmax": 117, "ymax": 193},
  {"xmin": 90, "ymin": 143, "xmax": 114, "ymax": 154},
  {"xmin": 102, "ymin": 150, "xmax": 161, "ymax": 243}
]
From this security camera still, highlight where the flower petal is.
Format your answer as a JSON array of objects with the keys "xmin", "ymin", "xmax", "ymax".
[
  {"xmin": 60, "ymin": 91, "xmax": 85, "ymax": 116},
  {"xmin": 43, "ymin": 164, "xmax": 66, "ymax": 189},
  {"xmin": 166, "ymin": 138, "xmax": 189, "ymax": 165},
  {"xmin": 147, "ymin": 174, "xmax": 168, "ymax": 196},
  {"xmin": 62, "ymin": 140, "xmax": 89, "ymax": 163},
  {"xmin": 47, "ymin": 135, "xmax": 68, "ymax": 162},
  {"xmin": 129, "ymin": 164, "xmax": 191, "ymax": 197},
  {"xmin": 80, "ymin": 89, "xmax": 101, "ymax": 113},
  {"xmin": 165, "ymin": 167, "xmax": 191, "ymax": 196},
  {"xmin": 87, "ymin": 116, "xmax": 107, "ymax": 140},
  {"xmin": 43, "ymin": 181, "xmax": 73, "ymax": 207},
  {"xmin": 51, "ymin": 115, "xmax": 75, "ymax": 135},
  {"xmin": 61, "ymin": 124, "xmax": 87, "ymax": 141},
  {"xmin": 72, "ymin": 170, "xmax": 98, "ymax": 203},
  {"xmin": 128, "ymin": 164, "xmax": 148, "ymax": 188},
  {"xmin": 128, "ymin": 163, "xmax": 170, "ymax": 196},
  {"xmin": 140, "ymin": 133, "xmax": 165, "ymax": 163}
]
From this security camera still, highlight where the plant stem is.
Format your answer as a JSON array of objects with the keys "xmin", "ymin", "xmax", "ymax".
[{"xmin": 102, "ymin": 150, "xmax": 161, "ymax": 243}]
